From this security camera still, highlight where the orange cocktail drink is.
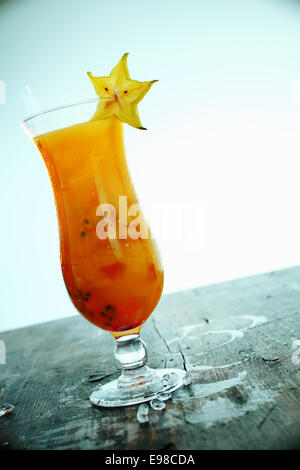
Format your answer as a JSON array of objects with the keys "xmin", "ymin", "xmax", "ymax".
[
  {"xmin": 23, "ymin": 54, "xmax": 187, "ymax": 407},
  {"xmin": 35, "ymin": 116, "xmax": 163, "ymax": 336}
]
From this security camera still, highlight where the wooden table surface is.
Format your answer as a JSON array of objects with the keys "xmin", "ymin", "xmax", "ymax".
[{"xmin": 1, "ymin": 266, "xmax": 300, "ymax": 450}]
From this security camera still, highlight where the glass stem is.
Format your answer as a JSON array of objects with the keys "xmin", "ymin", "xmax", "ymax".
[
  {"xmin": 114, "ymin": 334, "xmax": 147, "ymax": 371},
  {"xmin": 114, "ymin": 334, "xmax": 161, "ymax": 393}
]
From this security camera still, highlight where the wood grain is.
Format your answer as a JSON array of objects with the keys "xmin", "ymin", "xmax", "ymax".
[{"xmin": 1, "ymin": 266, "xmax": 300, "ymax": 450}]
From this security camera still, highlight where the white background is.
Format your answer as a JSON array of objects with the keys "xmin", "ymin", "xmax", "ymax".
[{"xmin": 1, "ymin": 0, "xmax": 300, "ymax": 331}]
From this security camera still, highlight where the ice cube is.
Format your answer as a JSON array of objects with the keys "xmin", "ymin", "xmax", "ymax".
[
  {"xmin": 0, "ymin": 403, "xmax": 14, "ymax": 417},
  {"xmin": 161, "ymin": 373, "xmax": 171, "ymax": 386},
  {"xmin": 137, "ymin": 403, "xmax": 149, "ymax": 423},
  {"xmin": 150, "ymin": 398, "xmax": 166, "ymax": 411},
  {"xmin": 183, "ymin": 372, "xmax": 192, "ymax": 385},
  {"xmin": 149, "ymin": 412, "xmax": 159, "ymax": 423}
]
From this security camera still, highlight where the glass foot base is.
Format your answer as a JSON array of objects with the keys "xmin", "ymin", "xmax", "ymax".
[{"xmin": 89, "ymin": 367, "xmax": 186, "ymax": 407}]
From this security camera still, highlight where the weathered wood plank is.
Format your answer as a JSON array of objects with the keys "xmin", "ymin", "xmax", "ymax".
[{"xmin": 0, "ymin": 266, "xmax": 300, "ymax": 449}]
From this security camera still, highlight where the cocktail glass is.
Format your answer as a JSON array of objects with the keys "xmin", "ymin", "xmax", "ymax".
[{"xmin": 22, "ymin": 99, "xmax": 186, "ymax": 407}]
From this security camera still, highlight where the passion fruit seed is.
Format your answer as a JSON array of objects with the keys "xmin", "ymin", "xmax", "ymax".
[{"xmin": 105, "ymin": 304, "xmax": 116, "ymax": 312}]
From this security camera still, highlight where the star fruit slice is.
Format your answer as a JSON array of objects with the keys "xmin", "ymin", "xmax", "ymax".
[{"xmin": 87, "ymin": 53, "xmax": 157, "ymax": 129}]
